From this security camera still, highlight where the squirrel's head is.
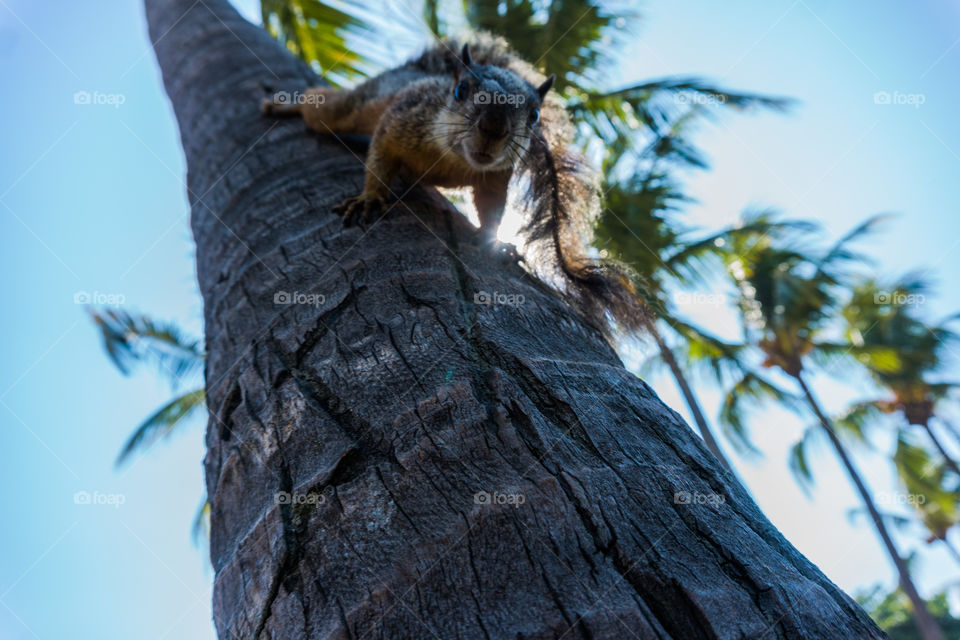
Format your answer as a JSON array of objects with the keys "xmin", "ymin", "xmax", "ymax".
[{"xmin": 441, "ymin": 43, "xmax": 554, "ymax": 171}]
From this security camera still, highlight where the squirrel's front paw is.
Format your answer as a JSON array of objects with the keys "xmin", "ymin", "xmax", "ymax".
[{"xmin": 333, "ymin": 193, "xmax": 387, "ymax": 228}]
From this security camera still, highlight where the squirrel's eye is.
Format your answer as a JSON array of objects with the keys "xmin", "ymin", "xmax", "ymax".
[
  {"xmin": 454, "ymin": 81, "xmax": 467, "ymax": 101},
  {"xmin": 530, "ymin": 108, "xmax": 540, "ymax": 125}
]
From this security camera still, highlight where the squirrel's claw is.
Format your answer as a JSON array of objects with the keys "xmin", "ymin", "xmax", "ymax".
[{"xmin": 334, "ymin": 193, "xmax": 387, "ymax": 228}]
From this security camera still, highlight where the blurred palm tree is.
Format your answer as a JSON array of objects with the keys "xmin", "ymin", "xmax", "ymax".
[
  {"xmin": 89, "ymin": 308, "xmax": 210, "ymax": 542},
  {"xmin": 842, "ymin": 430, "xmax": 960, "ymax": 566},
  {"xmin": 891, "ymin": 431, "xmax": 960, "ymax": 563},
  {"xmin": 858, "ymin": 582, "xmax": 960, "ymax": 640},
  {"xmin": 794, "ymin": 275, "xmax": 960, "ymax": 565},
  {"xmin": 838, "ymin": 275, "xmax": 960, "ymax": 477},
  {"xmin": 840, "ymin": 422, "xmax": 960, "ymax": 564},
  {"xmin": 719, "ymin": 215, "xmax": 946, "ymax": 640},
  {"xmin": 599, "ymin": 203, "xmax": 811, "ymax": 468}
]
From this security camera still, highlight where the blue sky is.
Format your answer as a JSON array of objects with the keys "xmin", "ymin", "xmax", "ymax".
[{"xmin": 0, "ymin": 0, "xmax": 957, "ymax": 638}]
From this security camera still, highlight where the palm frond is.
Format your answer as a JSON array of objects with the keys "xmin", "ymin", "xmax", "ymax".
[
  {"xmin": 832, "ymin": 399, "xmax": 890, "ymax": 443},
  {"xmin": 892, "ymin": 429, "xmax": 960, "ymax": 539},
  {"xmin": 89, "ymin": 308, "xmax": 204, "ymax": 387},
  {"xmin": 581, "ymin": 77, "xmax": 793, "ymax": 114},
  {"xmin": 261, "ymin": 0, "xmax": 398, "ymax": 84},
  {"xmin": 664, "ymin": 212, "xmax": 816, "ymax": 284},
  {"xmin": 666, "ymin": 316, "xmax": 748, "ymax": 386},
  {"xmin": 845, "ymin": 506, "xmax": 914, "ymax": 531},
  {"xmin": 807, "ymin": 340, "xmax": 863, "ymax": 378},
  {"xmin": 466, "ymin": 0, "xmax": 636, "ymax": 89},
  {"xmin": 719, "ymin": 371, "xmax": 801, "ymax": 456},
  {"xmin": 115, "ymin": 388, "xmax": 206, "ymax": 467},
  {"xmin": 814, "ymin": 213, "xmax": 891, "ymax": 277},
  {"xmin": 192, "ymin": 498, "xmax": 211, "ymax": 547},
  {"xmin": 570, "ymin": 78, "xmax": 791, "ymax": 176},
  {"xmin": 788, "ymin": 425, "xmax": 818, "ymax": 491}
]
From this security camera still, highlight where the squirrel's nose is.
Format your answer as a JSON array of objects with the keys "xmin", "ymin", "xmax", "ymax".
[{"xmin": 478, "ymin": 110, "xmax": 509, "ymax": 139}]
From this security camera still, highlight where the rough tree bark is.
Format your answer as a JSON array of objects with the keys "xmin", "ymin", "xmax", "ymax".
[
  {"xmin": 144, "ymin": 0, "xmax": 889, "ymax": 637},
  {"xmin": 645, "ymin": 321, "xmax": 733, "ymax": 472}
]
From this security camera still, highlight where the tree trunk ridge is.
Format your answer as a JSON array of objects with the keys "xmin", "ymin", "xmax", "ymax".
[{"xmin": 143, "ymin": 0, "xmax": 888, "ymax": 637}]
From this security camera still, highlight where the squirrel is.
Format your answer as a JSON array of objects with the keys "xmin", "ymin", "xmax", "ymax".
[{"xmin": 262, "ymin": 33, "xmax": 645, "ymax": 335}]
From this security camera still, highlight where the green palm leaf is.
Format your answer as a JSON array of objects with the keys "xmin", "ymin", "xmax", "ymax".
[
  {"xmin": 261, "ymin": 0, "xmax": 386, "ymax": 84},
  {"xmin": 667, "ymin": 316, "xmax": 747, "ymax": 387},
  {"xmin": 720, "ymin": 371, "xmax": 801, "ymax": 455},
  {"xmin": 832, "ymin": 399, "xmax": 889, "ymax": 442},
  {"xmin": 115, "ymin": 388, "xmax": 206, "ymax": 466},
  {"xmin": 466, "ymin": 0, "xmax": 632, "ymax": 88},
  {"xmin": 813, "ymin": 213, "xmax": 890, "ymax": 279},
  {"xmin": 788, "ymin": 425, "xmax": 819, "ymax": 490}
]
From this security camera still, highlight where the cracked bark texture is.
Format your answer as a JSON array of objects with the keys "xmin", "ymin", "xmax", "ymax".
[{"xmin": 144, "ymin": 0, "xmax": 888, "ymax": 638}]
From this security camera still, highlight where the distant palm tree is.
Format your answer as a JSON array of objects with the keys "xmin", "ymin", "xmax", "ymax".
[
  {"xmin": 720, "ymin": 216, "xmax": 946, "ymax": 640},
  {"xmin": 598, "ymin": 204, "xmax": 808, "ymax": 468},
  {"xmin": 838, "ymin": 427, "xmax": 960, "ymax": 567},
  {"xmin": 795, "ymin": 275, "xmax": 960, "ymax": 563},
  {"xmin": 840, "ymin": 275, "xmax": 960, "ymax": 477}
]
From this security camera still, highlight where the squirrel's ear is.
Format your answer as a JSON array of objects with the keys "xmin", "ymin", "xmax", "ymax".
[
  {"xmin": 537, "ymin": 74, "xmax": 555, "ymax": 100},
  {"xmin": 455, "ymin": 43, "xmax": 472, "ymax": 80}
]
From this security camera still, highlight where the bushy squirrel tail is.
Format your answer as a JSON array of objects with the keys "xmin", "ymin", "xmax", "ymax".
[{"xmin": 518, "ymin": 95, "xmax": 649, "ymax": 335}]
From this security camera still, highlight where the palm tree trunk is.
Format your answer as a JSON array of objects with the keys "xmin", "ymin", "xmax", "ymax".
[
  {"xmin": 938, "ymin": 417, "xmax": 960, "ymax": 447},
  {"xmin": 939, "ymin": 537, "xmax": 960, "ymax": 567},
  {"xmin": 795, "ymin": 372, "xmax": 945, "ymax": 640},
  {"xmin": 144, "ymin": 0, "xmax": 889, "ymax": 637},
  {"xmin": 920, "ymin": 421, "xmax": 960, "ymax": 477},
  {"xmin": 646, "ymin": 320, "xmax": 733, "ymax": 471}
]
